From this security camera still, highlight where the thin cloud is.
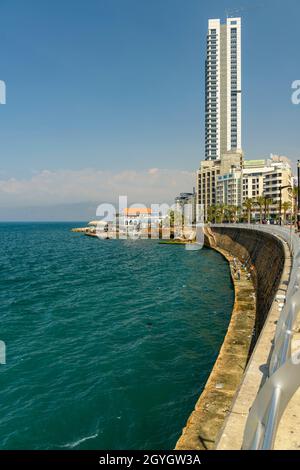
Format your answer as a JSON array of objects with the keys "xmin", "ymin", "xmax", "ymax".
[{"xmin": 0, "ymin": 168, "xmax": 195, "ymax": 207}]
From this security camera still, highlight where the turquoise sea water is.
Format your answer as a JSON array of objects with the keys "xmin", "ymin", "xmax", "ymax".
[{"xmin": 0, "ymin": 223, "xmax": 234, "ymax": 450}]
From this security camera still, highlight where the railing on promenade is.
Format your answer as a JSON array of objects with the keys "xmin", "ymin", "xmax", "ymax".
[{"xmin": 211, "ymin": 223, "xmax": 300, "ymax": 449}]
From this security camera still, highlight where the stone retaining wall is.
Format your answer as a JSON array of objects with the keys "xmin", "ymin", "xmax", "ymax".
[
  {"xmin": 175, "ymin": 226, "xmax": 287, "ymax": 450},
  {"xmin": 210, "ymin": 227, "xmax": 285, "ymax": 342}
]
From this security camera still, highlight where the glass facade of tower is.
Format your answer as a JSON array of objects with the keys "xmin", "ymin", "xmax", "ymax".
[
  {"xmin": 230, "ymin": 27, "xmax": 238, "ymax": 149},
  {"xmin": 205, "ymin": 28, "xmax": 218, "ymax": 159},
  {"xmin": 204, "ymin": 18, "xmax": 241, "ymax": 161}
]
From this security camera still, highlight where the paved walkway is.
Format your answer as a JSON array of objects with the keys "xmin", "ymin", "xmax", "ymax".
[{"xmin": 216, "ymin": 233, "xmax": 293, "ymax": 450}]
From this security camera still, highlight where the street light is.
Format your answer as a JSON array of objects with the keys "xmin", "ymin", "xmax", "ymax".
[{"xmin": 279, "ymin": 185, "xmax": 292, "ymax": 226}]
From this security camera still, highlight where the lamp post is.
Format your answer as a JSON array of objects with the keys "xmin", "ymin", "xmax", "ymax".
[{"xmin": 279, "ymin": 185, "xmax": 292, "ymax": 226}]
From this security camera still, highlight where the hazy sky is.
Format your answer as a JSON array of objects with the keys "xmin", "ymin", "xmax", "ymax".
[{"xmin": 0, "ymin": 0, "xmax": 299, "ymax": 220}]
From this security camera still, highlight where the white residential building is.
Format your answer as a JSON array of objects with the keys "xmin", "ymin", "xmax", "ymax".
[
  {"xmin": 217, "ymin": 167, "xmax": 242, "ymax": 206},
  {"xmin": 215, "ymin": 156, "xmax": 293, "ymax": 220},
  {"xmin": 205, "ymin": 17, "xmax": 242, "ymax": 160},
  {"xmin": 242, "ymin": 159, "xmax": 272, "ymax": 201}
]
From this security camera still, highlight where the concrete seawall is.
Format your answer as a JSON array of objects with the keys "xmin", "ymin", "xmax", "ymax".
[
  {"xmin": 209, "ymin": 227, "xmax": 285, "ymax": 343},
  {"xmin": 176, "ymin": 225, "xmax": 289, "ymax": 450}
]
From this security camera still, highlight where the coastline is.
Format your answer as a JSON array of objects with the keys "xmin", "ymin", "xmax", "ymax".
[{"xmin": 175, "ymin": 241, "xmax": 256, "ymax": 450}]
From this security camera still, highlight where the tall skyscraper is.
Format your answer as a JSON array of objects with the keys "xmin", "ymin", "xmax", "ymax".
[
  {"xmin": 197, "ymin": 18, "xmax": 293, "ymax": 223},
  {"xmin": 197, "ymin": 17, "xmax": 242, "ymax": 220},
  {"xmin": 205, "ymin": 18, "xmax": 242, "ymax": 160}
]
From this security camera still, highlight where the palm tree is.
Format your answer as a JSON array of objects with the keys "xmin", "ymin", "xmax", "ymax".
[
  {"xmin": 263, "ymin": 197, "xmax": 273, "ymax": 221},
  {"xmin": 207, "ymin": 205, "xmax": 216, "ymax": 223},
  {"xmin": 237, "ymin": 205, "xmax": 243, "ymax": 223},
  {"xmin": 282, "ymin": 201, "xmax": 292, "ymax": 225},
  {"xmin": 255, "ymin": 196, "xmax": 265, "ymax": 224},
  {"xmin": 293, "ymin": 187, "xmax": 298, "ymax": 225},
  {"xmin": 215, "ymin": 204, "xmax": 225, "ymax": 223},
  {"xmin": 167, "ymin": 209, "xmax": 183, "ymax": 237},
  {"xmin": 243, "ymin": 198, "xmax": 254, "ymax": 224},
  {"xmin": 224, "ymin": 205, "xmax": 231, "ymax": 222},
  {"xmin": 227, "ymin": 205, "xmax": 238, "ymax": 223},
  {"xmin": 167, "ymin": 209, "xmax": 175, "ymax": 226}
]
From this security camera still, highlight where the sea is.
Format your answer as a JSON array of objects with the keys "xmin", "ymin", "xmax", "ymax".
[{"xmin": 0, "ymin": 222, "xmax": 234, "ymax": 450}]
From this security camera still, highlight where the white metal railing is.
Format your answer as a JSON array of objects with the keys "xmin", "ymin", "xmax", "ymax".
[{"xmin": 211, "ymin": 223, "xmax": 300, "ymax": 449}]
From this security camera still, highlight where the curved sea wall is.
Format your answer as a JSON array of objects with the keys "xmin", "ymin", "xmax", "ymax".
[
  {"xmin": 176, "ymin": 226, "xmax": 289, "ymax": 450},
  {"xmin": 209, "ymin": 227, "xmax": 285, "ymax": 341}
]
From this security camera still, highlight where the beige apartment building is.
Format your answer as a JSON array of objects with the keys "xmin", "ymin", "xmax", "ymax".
[
  {"xmin": 263, "ymin": 157, "xmax": 293, "ymax": 218},
  {"xmin": 197, "ymin": 160, "xmax": 220, "ymax": 219},
  {"xmin": 242, "ymin": 157, "xmax": 293, "ymax": 220},
  {"xmin": 198, "ymin": 155, "xmax": 293, "ymax": 221},
  {"xmin": 242, "ymin": 159, "xmax": 268, "ymax": 200},
  {"xmin": 197, "ymin": 151, "xmax": 243, "ymax": 219}
]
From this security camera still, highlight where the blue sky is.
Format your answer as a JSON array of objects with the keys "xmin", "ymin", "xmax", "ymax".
[{"xmin": 0, "ymin": 0, "xmax": 299, "ymax": 219}]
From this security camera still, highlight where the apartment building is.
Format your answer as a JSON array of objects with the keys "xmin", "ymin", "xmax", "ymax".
[
  {"xmin": 205, "ymin": 18, "xmax": 242, "ymax": 160},
  {"xmin": 198, "ymin": 17, "xmax": 243, "ymax": 218}
]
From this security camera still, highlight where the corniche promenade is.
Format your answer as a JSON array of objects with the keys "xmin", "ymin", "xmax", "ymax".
[{"xmin": 176, "ymin": 224, "xmax": 300, "ymax": 450}]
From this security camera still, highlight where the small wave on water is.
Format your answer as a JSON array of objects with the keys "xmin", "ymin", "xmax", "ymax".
[
  {"xmin": 0, "ymin": 222, "xmax": 234, "ymax": 449},
  {"xmin": 61, "ymin": 432, "xmax": 99, "ymax": 449}
]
